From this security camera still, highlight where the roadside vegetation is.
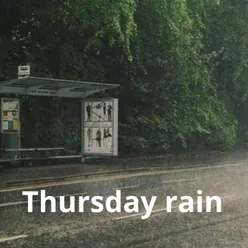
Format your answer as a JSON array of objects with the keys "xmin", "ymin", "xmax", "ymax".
[{"xmin": 0, "ymin": 0, "xmax": 248, "ymax": 154}]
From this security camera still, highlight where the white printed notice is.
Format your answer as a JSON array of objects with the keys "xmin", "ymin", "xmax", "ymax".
[
  {"xmin": 83, "ymin": 99, "xmax": 118, "ymax": 156},
  {"xmin": 1, "ymin": 98, "xmax": 20, "ymax": 133}
]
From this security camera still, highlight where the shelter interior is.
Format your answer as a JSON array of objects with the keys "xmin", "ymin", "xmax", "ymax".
[{"xmin": 0, "ymin": 76, "xmax": 118, "ymax": 163}]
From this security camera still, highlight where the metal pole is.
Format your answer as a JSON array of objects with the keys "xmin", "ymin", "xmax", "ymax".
[{"xmin": 81, "ymin": 99, "xmax": 85, "ymax": 163}]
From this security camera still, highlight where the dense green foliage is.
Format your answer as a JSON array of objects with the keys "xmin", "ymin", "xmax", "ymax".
[{"xmin": 0, "ymin": 0, "xmax": 248, "ymax": 153}]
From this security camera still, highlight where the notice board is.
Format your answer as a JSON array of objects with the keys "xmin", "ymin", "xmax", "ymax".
[
  {"xmin": 83, "ymin": 98, "xmax": 118, "ymax": 156},
  {"xmin": 1, "ymin": 98, "xmax": 20, "ymax": 133}
]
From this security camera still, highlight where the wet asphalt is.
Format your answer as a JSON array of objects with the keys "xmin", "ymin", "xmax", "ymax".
[{"xmin": 0, "ymin": 158, "xmax": 248, "ymax": 247}]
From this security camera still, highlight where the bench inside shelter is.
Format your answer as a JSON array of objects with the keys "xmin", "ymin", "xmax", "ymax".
[{"xmin": 0, "ymin": 147, "xmax": 80, "ymax": 160}]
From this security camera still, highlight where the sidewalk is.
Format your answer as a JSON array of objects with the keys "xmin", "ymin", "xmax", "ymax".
[
  {"xmin": 0, "ymin": 159, "xmax": 169, "ymax": 186},
  {"xmin": 0, "ymin": 163, "xmax": 127, "ymax": 185},
  {"xmin": 1, "ymin": 149, "xmax": 248, "ymax": 186}
]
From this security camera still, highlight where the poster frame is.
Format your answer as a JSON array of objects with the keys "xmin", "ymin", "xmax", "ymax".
[
  {"xmin": 82, "ymin": 98, "xmax": 118, "ymax": 157},
  {"xmin": 1, "ymin": 98, "xmax": 20, "ymax": 134}
]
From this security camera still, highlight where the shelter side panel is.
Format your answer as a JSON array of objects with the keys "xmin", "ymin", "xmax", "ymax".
[{"xmin": 83, "ymin": 99, "xmax": 118, "ymax": 156}]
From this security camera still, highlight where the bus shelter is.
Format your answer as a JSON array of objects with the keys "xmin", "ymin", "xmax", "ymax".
[{"xmin": 0, "ymin": 71, "xmax": 119, "ymax": 164}]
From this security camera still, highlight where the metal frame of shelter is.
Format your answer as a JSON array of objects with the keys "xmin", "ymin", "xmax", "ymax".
[
  {"xmin": 0, "ymin": 76, "xmax": 119, "ymax": 163},
  {"xmin": 0, "ymin": 76, "xmax": 118, "ymax": 98}
]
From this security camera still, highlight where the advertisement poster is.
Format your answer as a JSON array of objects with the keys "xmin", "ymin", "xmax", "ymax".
[
  {"xmin": 83, "ymin": 99, "xmax": 118, "ymax": 156},
  {"xmin": 84, "ymin": 101, "xmax": 113, "ymax": 123},
  {"xmin": 1, "ymin": 98, "xmax": 20, "ymax": 133}
]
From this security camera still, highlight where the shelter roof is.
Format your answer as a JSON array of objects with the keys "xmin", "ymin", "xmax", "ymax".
[{"xmin": 0, "ymin": 76, "xmax": 119, "ymax": 98}]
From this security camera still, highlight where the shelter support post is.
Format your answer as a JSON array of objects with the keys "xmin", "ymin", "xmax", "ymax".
[{"xmin": 81, "ymin": 99, "xmax": 85, "ymax": 163}]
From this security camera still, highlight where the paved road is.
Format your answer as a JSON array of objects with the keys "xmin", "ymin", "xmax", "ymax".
[{"xmin": 0, "ymin": 161, "xmax": 248, "ymax": 247}]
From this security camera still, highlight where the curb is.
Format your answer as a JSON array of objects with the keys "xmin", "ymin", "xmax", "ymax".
[{"xmin": 0, "ymin": 167, "xmax": 165, "ymax": 190}]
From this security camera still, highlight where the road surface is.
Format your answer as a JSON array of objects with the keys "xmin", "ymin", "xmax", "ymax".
[{"xmin": 0, "ymin": 161, "xmax": 248, "ymax": 247}]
